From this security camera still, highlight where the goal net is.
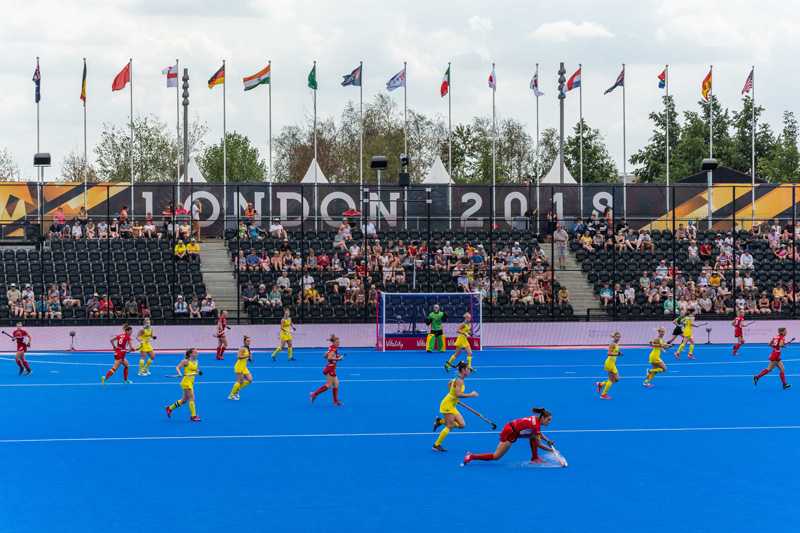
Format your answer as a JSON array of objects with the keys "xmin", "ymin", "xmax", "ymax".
[{"xmin": 376, "ymin": 292, "xmax": 483, "ymax": 351}]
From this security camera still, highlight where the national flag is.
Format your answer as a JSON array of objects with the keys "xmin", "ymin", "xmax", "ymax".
[
  {"xmin": 112, "ymin": 62, "xmax": 131, "ymax": 92},
  {"xmin": 386, "ymin": 68, "xmax": 406, "ymax": 91},
  {"xmin": 208, "ymin": 64, "xmax": 225, "ymax": 89},
  {"xmin": 244, "ymin": 64, "xmax": 271, "ymax": 91},
  {"xmin": 530, "ymin": 70, "xmax": 543, "ymax": 97},
  {"xmin": 567, "ymin": 67, "xmax": 581, "ymax": 91},
  {"xmin": 440, "ymin": 65, "xmax": 450, "ymax": 97},
  {"xmin": 701, "ymin": 68, "xmax": 712, "ymax": 101},
  {"xmin": 742, "ymin": 68, "xmax": 753, "ymax": 95},
  {"xmin": 32, "ymin": 64, "xmax": 41, "ymax": 103},
  {"xmin": 604, "ymin": 68, "xmax": 624, "ymax": 95},
  {"xmin": 341, "ymin": 64, "xmax": 362, "ymax": 87},
  {"xmin": 308, "ymin": 64, "xmax": 318, "ymax": 90},
  {"xmin": 488, "ymin": 65, "xmax": 496, "ymax": 90},
  {"xmin": 162, "ymin": 65, "xmax": 178, "ymax": 88},
  {"xmin": 80, "ymin": 61, "xmax": 87, "ymax": 103}
]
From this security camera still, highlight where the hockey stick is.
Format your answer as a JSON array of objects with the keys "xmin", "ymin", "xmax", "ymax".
[{"xmin": 457, "ymin": 401, "xmax": 497, "ymax": 430}]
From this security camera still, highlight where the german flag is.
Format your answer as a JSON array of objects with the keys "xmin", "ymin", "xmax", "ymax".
[
  {"xmin": 208, "ymin": 63, "xmax": 225, "ymax": 89},
  {"xmin": 80, "ymin": 59, "xmax": 87, "ymax": 104}
]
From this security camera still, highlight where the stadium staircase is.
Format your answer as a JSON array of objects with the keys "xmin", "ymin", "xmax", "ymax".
[
  {"xmin": 557, "ymin": 249, "xmax": 598, "ymax": 319},
  {"xmin": 198, "ymin": 240, "xmax": 240, "ymax": 316}
]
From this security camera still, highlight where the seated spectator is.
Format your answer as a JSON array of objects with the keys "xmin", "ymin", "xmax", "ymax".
[
  {"xmin": 60, "ymin": 283, "xmax": 80, "ymax": 308},
  {"xmin": 269, "ymin": 219, "xmax": 287, "ymax": 239},
  {"xmin": 201, "ymin": 295, "xmax": 217, "ymax": 317},
  {"xmin": 86, "ymin": 293, "xmax": 100, "ymax": 318},
  {"xmin": 637, "ymin": 230, "xmax": 654, "ymax": 252},
  {"xmin": 699, "ymin": 242, "xmax": 712, "ymax": 260},
  {"xmin": 758, "ymin": 292, "xmax": 771, "ymax": 314},
  {"xmin": 277, "ymin": 271, "xmax": 292, "ymax": 294},
  {"xmin": 557, "ymin": 286, "xmax": 570, "ymax": 307},
  {"xmin": 771, "ymin": 297, "xmax": 783, "ymax": 314},
  {"xmin": 245, "ymin": 251, "xmax": 260, "ymax": 271},
  {"xmin": 98, "ymin": 294, "xmax": 114, "ymax": 318},
  {"xmin": 244, "ymin": 203, "xmax": 257, "ymax": 225},
  {"xmin": 775, "ymin": 244, "xmax": 789, "ymax": 262},
  {"xmin": 124, "ymin": 297, "xmax": 139, "ymax": 318},
  {"xmin": 599, "ymin": 283, "xmax": 613, "ymax": 307},
  {"xmin": 675, "ymin": 224, "xmax": 687, "ymax": 241},
  {"xmin": 237, "ymin": 221, "xmax": 248, "ymax": 240},
  {"xmin": 242, "ymin": 282, "xmax": 257, "ymax": 307},
  {"xmin": 97, "ymin": 220, "xmax": 109, "ymax": 239},
  {"xmin": 71, "ymin": 222, "xmax": 83, "ymax": 240},
  {"xmin": 23, "ymin": 296, "xmax": 37, "ymax": 319},
  {"xmin": 571, "ymin": 218, "xmax": 586, "ymax": 235},
  {"xmin": 85, "ymin": 220, "xmax": 97, "ymax": 239},
  {"xmin": 773, "ymin": 282, "xmax": 788, "ymax": 304},
  {"xmin": 654, "ymin": 260, "xmax": 669, "ymax": 282},
  {"xmin": 188, "ymin": 298, "xmax": 201, "ymax": 319},
  {"xmin": 174, "ymin": 239, "xmax": 188, "ymax": 260},
  {"xmin": 187, "ymin": 238, "xmax": 201, "ymax": 261},
  {"xmin": 143, "ymin": 213, "xmax": 158, "ymax": 238},
  {"xmin": 7, "ymin": 283, "xmax": 20, "ymax": 309},
  {"xmin": 109, "ymin": 218, "xmax": 120, "ymax": 239},
  {"xmin": 119, "ymin": 218, "xmax": 133, "ymax": 238},
  {"xmin": 362, "ymin": 220, "xmax": 377, "ymax": 238},
  {"xmin": 268, "ymin": 286, "xmax": 283, "ymax": 308},
  {"xmin": 119, "ymin": 205, "xmax": 129, "ymax": 225},
  {"xmin": 50, "ymin": 206, "xmax": 66, "ymax": 237},
  {"xmin": 248, "ymin": 223, "xmax": 265, "ymax": 240},
  {"xmin": 623, "ymin": 284, "xmax": 636, "ymax": 305},
  {"xmin": 337, "ymin": 219, "xmax": 352, "ymax": 242},
  {"xmin": 174, "ymin": 295, "xmax": 189, "ymax": 317},
  {"xmin": 77, "ymin": 206, "xmax": 88, "ymax": 227},
  {"xmin": 663, "ymin": 295, "xmax": 677, "ymax": 314},
  {"xmin": 138, "ymin": 298, "xmax": 151, "ymax": 319}
]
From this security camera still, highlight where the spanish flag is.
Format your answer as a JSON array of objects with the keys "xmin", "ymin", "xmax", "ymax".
[
  {"xmin": 701, "ymin": 67, "xmax": 712, "ymax": 101},
  {"xmin": 80, "ymin": 59, "xmax": 87, "ymax": 104},
  {"xmin": 208, "ymin": 64, "xmax": 225, "ymax": 89}
]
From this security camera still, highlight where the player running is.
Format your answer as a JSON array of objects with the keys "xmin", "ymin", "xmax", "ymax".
[
  {"xmin": 731, "ymin": 310, "xmax": 752, "ymax": 356},
  {"xmin": 432, "ymin": 361, "xmax": 478, "ymax": 452},
  {"xmin": 462, "ymin": 407, "xmax": 555, "ymax": 465},
  {"xmin": 753, "ymin": 327, "xmax": 792, "ymax": 390},
  {"xmin": 444, "ymin": 312, "xmax": 474, "ymax": 371},
  {"xmin": 214, "ymin": 311, "xmax": 230, "ymax": 360},
  {"xmin": 166, "ymin": 348, "xmax": 202, "ymax": 421},
  {"xmin": 271, "ymin": 308, "xmax": 296, "ymax": 361},
  {"xmin": 309, "ymin": 335, "xmax": 344, "ymax": 406},
  {"xmin": 228, "ymin": 336, "xmax": 254, "ymax": 401},
  {"xmin": 596, "ymin": 331, "xmax": 622, "ymax": 400},
  {"xmin": 102, "ymin": 325, "xmax": 135, "ymax": 384},
  {"xmin": 136, "ymin": 319, "xmax": 157, "ymax": 376},
  {"xmin": 643, "ymin": 327, "xmax": 670, "ymax": 388},
  {"xmin": 674, "ymin": 311, "xmax": 706, "ymax": 359},
  {"xmin": 426, "ymin": 304, "xmax": 447, "ymax": 353},
  {"xmin": 11, "ymin": 323, "xmax": 31, "ymax": 375},
  {"xmin": 666, "ymin": 313, "xmax": 686, "ymax": 345}
]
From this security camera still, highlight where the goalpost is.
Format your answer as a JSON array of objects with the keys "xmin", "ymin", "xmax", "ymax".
[{"xmin": 376, "ymin": 292, "xmax": 483, "ymax": 351}]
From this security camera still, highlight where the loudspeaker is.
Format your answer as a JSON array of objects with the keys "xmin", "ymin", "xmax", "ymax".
[
  {"xmin": 33, "ymin": 153, "xmax": 51, "ymax": 166},
  {"xmin": 398, "ymin": 172, "xmax": 410, "ymax": 187},
  {"xmin": 370, "ymin": 156, "xmax": 388, "ymax": 170}
]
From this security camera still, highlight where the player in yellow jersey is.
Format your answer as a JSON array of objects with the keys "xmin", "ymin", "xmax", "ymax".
[
  {"xmin": 136, "ymin": 319, "xmax": 157, "ymax": 377},
  {"xmin": 643, "ymin": 327, "xmax": 671, "ymax": 388},
  {"xmin": 165, "ymin": 348, "xmax": 202, "ymax": 422},
  {"xmin": 271, "ymin": 308, "xmax": 296, "ymax": 361},
  {"xmin": 432, "ymin": 361, "xmax": 478, "ymax": 452},
  {"xmin": 445, "ymin": 312, "xmax": 474, "ymax": 371},
  {"xmin": 229, "ymin": 336, "xmax": 254, "ymax": 401},
  {"xmin": 596, "ymin": 332, "xmax": 622, "ymax": 400},
  {"xmin": 674, "ymin": 311, "xmax": 706, "ymax": 360}
]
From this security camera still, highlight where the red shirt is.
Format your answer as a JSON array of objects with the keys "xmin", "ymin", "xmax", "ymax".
[
  {"xmin": 13, "ymin": 328, "xmax": 29, "ymax": 348},
  {"xmin": 733, "ymin": 317, "xmax": 744, "ymax": 334},
  {"xmin": 217, "ymin": 316, "xmax": 228, "ymax": 335},
  {"xmin": 770, "ymin": 334, "xmax": 786, "ymax": 355},
  {"xmin": 509, "ymin": 416, "xmax": 542, "ymax": 439},
  {"xmin": 113, "ymin": 333, "xmax": 132, "ymax": 355}
]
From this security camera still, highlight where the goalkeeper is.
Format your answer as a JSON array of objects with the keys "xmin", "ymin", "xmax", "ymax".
[{"xmin": 425, "ymin": 304, "xmax": 447, "ymax": 353}]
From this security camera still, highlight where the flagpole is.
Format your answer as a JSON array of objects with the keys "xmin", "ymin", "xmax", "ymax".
[
  {"xmin": 448, "ymin": 62, "xmax": 452, "ymax": 230},
  {"xmin": 665, "ymin": 64, "xmax": 670, "ymax": 218},
  {"xmin": 36, "ymin": 57, "xmax": 41, "ymax": 184},
  {"xmin": 622, "ymin": 63, "xmax": 627, "ymax": 219},
  {"xmin": 129, "ymin": 58, "xmax": 134, "ymax": 216},
  {"xmin": 313, "ymin": 60, "xmax": 318, "ymax": 231},
  {"xmin": 223, "ymin": 59, "xmax": 227, "ymax": 226},
  {"xmin": 579, "ymin": 63, "xmax": 584, "ymax": 218},
  {"xmin": 83, "ymin": 57, "xmax": 88, "ymax": 207},
  {"xmin": 175, "ymin": 58, "xmax": 180, "ymax": 201},
  {"xmin": 751, "ymin": 65, "xmax": 756, "ymax": 224},
  {"xmin": 268, "ymin": 59, "xmax": 273, "ymax": 218},
  {"xmin": 709, "ymin": 64, "xmax": 714, "ymax": 158},
  {"xmin": 359, "ymin": 60, "xmax": 364, "ymax": 217},
  {"xmin": 491, "ymin": 62, "xmax": 496, "ymax": 191},
  {"xmin": 403, "ymin": 60, "xmax": 408, "ymax": 230},
  {"xmin": 535, "ymin": 63, "xmax": 540, "ymax": 233}
]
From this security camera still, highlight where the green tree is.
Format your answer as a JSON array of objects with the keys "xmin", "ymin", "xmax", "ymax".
[
  {"xmin": 565, "ymin": 119, "xmax": 617, "ymax": 183},
  {"xmin": 60, "ymin": 150, "xmax": 97, "ymax": 183},
  {"xmin": 729, "ymin": 96, "xmax": 774, "ymax": 176},
  {"xmin": 198, "ymin": 131, "xmax": 267, "ymax": 183},
  {"xmin": 0, "ymin": 148, "xmax": 20, "ymax": 181},
  {"xmin": 95, "ymin": 115, "xmax": 175, "ymax": 183},
  {"xmin": 630, "ymin": 95, "xmax": 681, "ymax": 183},
  {"xmin": 760, "ymin": 111, "xmax": 800, "ymax": 182}
]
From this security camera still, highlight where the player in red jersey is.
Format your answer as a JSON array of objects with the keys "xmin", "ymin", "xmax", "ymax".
[
  {"xmin": 214, "ymin": 311, "xmax": 230, "ymax": 360},
  {"xmin": 462, "ymin": 407, "xmax": 555, "ymax": 465},
  {"xmin": 11, "ymin": 323, "xmax": 31, "ymax": 375},
  {"xmin": 753, "ymin": 327, "xmax": 792, "ymax": 390},
  {"xmin": 310, "ymin": 335, "xmax": 344, "ymax": 406},
  {"xmin": 731, "ymin": 310, "xmax": 752, "ymax": 356},
  {"xmin": 102, "ymin": 325, "xmax": 136, "ymax": 384}
]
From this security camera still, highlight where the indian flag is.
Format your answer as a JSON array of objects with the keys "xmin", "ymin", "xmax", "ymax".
[{"xmin": 243, "ymin": 65, "xmax": 271, "ymax": 91}]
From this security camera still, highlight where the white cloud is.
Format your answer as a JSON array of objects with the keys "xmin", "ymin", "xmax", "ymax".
[
  {"xmin": 529, "ymin": 20, "xmax": 614, "ymax": 43},
  {"xmin": 468, "ymin": 15, "xmax": 493, "ymax": 33}
]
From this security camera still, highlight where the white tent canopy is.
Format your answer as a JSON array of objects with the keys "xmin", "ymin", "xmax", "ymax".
[
  {"xmin": 540, "ymin": 160, "xmax": 577, "ymax": 185},
  {"xmin": 422, "ymin": 156, "xmax": 454, "ymax": 185},
  {"xmin": 187, "ymin": 157, "xmax": 205, "ymax": 183},
  {"xmin": 300, "ymin": 158, "xmax": 329, "ymax": 184}
]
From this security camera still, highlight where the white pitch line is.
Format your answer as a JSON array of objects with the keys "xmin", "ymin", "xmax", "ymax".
[
  {"xmin": 0, "ymin": 373, "xmax": 797, "ymax": 388},
  {"xmin": 1, "ymin": 424, "xmax": 799, "ymax": 445}
]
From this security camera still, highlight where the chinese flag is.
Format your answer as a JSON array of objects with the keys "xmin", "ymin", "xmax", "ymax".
[{"xmin": 112, "ymin": 62, "xmax": 131, "ymax": 91}]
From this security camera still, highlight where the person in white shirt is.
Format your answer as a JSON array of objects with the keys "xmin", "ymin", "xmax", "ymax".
[
  {"xmin": 687, "ymin": 242, "xmax": 699, "ymax": 263},
  {"xmin": 739, "ymin": 250, "xmax": 754, "ymax": 269},
  {"xmin": 442, "ymin": 241, "xmax": 453, "ymax": 258},
  {"xmin": 623, "ymin": 284, "xmax": 636, "ymax": 305},
  {"xmin": 302, "ymin": 274, "xmax": 315, "ymax": 291},
  {"xmin": 277, "ymin": 272, "xmax": 291, "ymax": 294},
  {"xmin": 269, "ymin": 219, "xmax": 287, "ymax": 239},
  {"xmin": 362, "ymin": 220, "xmax": 377, "ymax": 238}
]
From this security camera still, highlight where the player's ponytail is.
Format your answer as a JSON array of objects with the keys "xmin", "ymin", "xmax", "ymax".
[
  {"xmin": 455, "ymin": 361, "xmax": 469, "ymax": 373},
  {"xmin": 184, "ymin": 349, "xmax": 193, "ymax": 359},
  {"xmin": 532, "ymin": 407, "xmax": 551, "ymax": 418}
]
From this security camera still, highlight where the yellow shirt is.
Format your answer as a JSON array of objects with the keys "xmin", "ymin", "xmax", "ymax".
[
  {"xmin": 235, "ymin": 346, "xmax": 251, "ymax": 373},
  {"xmin": 138, "ymin": 327, "xmax": 154, "ymax": 350},
  {"xmin": 458, "ymin": 323, "xmax": 471, "ymax": 337},
  {"xmin": 649, "ymin": 338, "xmax": 666, "ymax": 361},
  {"xmin": 683, "ymin": 317, "xmax": 694, "ymax": 336},
  {"xmin": 181, "ymin": 359, "xmax": 199, "ymax": 388},
  {"xmin": 187, "ymin": 242, "xmax": 200, "ymax": 254},
  {"xmin": 443, "ymin": 378, "xmax": 464, "ymax": 405},
  {"xmin": 174, "ymin": 243, "xmax": 187, "ymax": 256},
  {"xmin": 280, "ymin": 319, "xmax": 292, "ymax": 335}
]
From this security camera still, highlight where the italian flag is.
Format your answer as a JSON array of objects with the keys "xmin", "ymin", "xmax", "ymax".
[
  {"xmin": 243, "ymin": 65, "xmax": 271, "ymax": 91},
  {"xmin": 440, "ymin": 65, "xmax": 450, "ymax": 97}
]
